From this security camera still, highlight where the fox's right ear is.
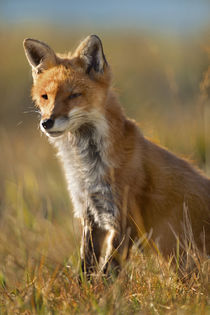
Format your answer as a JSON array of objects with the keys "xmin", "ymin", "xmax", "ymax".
[
  {"xmin": 23, "ymin": 38, "xmax": 57, "ymax": 79},
  {"xmin": 73, "ymin": 35, "xmax": 108, "ymax": 77}
]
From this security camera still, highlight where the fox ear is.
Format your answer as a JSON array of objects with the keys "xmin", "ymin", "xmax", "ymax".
[
  {"xmin": 23, "ymin": 38, "xmax": 57, "ymax": 76},
  {"xmin": 74, "ymin": 35, "xmax": 108, "ymax": 75}
]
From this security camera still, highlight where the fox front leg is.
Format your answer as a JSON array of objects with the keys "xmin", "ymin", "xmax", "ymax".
[
  {"xmin": 80, "ymin": 221, "xmax": 107, "ymax": 276},
  {"xmin": 80, "ymin": 223, "xmax": 122, "ymax": 278}
]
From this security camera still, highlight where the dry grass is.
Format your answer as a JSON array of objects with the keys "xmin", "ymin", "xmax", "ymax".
[{"xmin": 0, "ymin": 27, "xmax": 210, "ymax": 314}]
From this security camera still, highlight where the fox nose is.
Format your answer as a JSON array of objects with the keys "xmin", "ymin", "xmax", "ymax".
[{"xmin": 42, "ymin": 118, "xmax": 54, "ymax": 130}]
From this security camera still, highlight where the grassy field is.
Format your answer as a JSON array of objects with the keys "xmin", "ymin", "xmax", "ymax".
[{"xmin": 0, "ymin": 27, "xmax": 210, "ymax": 313}]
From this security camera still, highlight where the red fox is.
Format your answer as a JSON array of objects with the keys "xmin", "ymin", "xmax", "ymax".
[{"xmin": 23, "ymin": 35, "xmax": 210, "ymax": 275}]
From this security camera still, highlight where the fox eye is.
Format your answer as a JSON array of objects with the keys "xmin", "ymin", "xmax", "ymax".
[
  {"xmin": 69, "ymin": 93, "xmax": 82, "ymax": 100},
  {"xmin": 41, "ymin": 94, "xmax": 48, "ymax": 100}
]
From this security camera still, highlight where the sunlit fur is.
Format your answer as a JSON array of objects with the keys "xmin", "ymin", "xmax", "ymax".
[{"xmin": 24, "ymin": 35, "xmax": 210, "ymax": 274}]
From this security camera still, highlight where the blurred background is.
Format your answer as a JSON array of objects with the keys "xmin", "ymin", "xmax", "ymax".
[{"xmin": 0, "ymin": 0, "xmax": 210, "ymax": 285}]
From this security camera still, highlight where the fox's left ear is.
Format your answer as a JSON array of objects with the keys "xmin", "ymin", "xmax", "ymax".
[
  {"xmin": 74, "ymin": 35, "xmax": 108, "ymax": 75},
  {"xmin": 23, "ymin": 38, "xmax": 57, "ymax": 79}
]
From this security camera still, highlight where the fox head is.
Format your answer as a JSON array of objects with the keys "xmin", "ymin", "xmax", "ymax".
[{"xmin": 23, "ymin": 35, "xmax": 111, "ymax": 137}]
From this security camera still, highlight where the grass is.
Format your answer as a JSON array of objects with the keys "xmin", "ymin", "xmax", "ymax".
[
  {"xmin": 0, "ymin": 27, "xmax": 210, "ymax": 313},
  {"xmin": 0, "ymin": 240, "xmax": 209, "ymax": 314}
]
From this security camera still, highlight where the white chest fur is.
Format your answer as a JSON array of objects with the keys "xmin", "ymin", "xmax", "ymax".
[{"xmin": 50, "ymin": 118, "xmax": 119, "ymax": 230}]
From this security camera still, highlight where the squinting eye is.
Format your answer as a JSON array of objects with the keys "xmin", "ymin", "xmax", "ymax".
[
  {"xmin": 69, "ymin": 93, "xmax": 82, "ymax": 100},
  {"xmin": 41, "ymin": 94, "xmax": 48, "ymax": 100}
]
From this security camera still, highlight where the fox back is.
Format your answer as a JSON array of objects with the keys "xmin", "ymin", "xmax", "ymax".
[{"xmin": 24, "ymin": 35, "xmax": 210, "ymax": 274}]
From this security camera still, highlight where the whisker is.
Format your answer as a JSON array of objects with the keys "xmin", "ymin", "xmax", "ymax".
[{"xmin": 23, "ymin": 110, "xmax": 41, "ymax": 114}]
